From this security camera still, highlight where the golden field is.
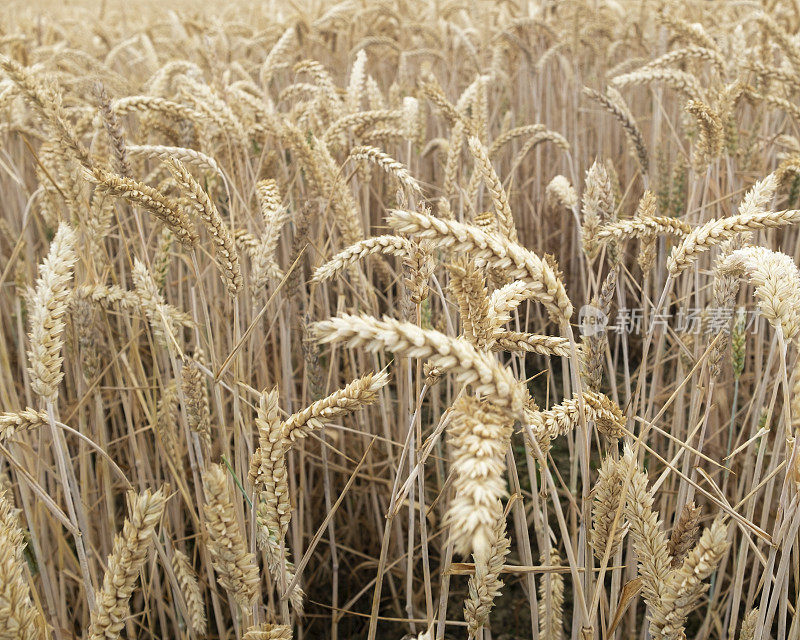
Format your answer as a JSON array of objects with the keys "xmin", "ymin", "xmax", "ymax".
[{"xmin": 0, "ymin": 1, "xmax": 799, "ymax": 639}]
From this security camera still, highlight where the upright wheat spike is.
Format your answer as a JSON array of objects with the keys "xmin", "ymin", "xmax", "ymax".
[
  {"xmin": 88, "ymin": 488, "xmax": 166, "ymax": 640},
  {"xmin": 621, "ymin": 446, "xmax": 673, "ymax": 639},
  {"xmin": 27, "ymin": 222, "xmax": 77, "ymax": 402},
  {"xmin": 659, "ymin": 519, "xmax": 729, "ymax": 639},
  {"xmin": 202, "ymin": 464, "xmax": 260, "ymax": 607},
  {"xmin": 171, "ymin": 549, "xmax": 206, "ymax": 635},
  {"xmin": 252, "ymin": 179, "xmax": 289, "ymax": 288},
  {"xmin": 668, "ymin": 502, "xmax": 702, "ymax": 569},
  {"xmin": 538, "ymin": 547, "xmax": 564, "ymax": 640},
  {"xmin": 182, "ymin": 356, "xmax": 212, "ymax": 450},
  {"xmin": 581, "ymin": 160, "xmax": 615, "ymax": 260},
  {"xmin": 590, "ymin": 454, "xmax": 629, "ymax": 560},
  {"xmin": 0, "ymin": 490, "xmax": 42, "ymax": 640},
  {"xmin": 468, "ymin": 136, "xmax": 517, "ymax": 242},
  {"xmin": 464, "ymin": 514, "xmax": 511, "ymax": 638},
  {"xmin": 248, "ymin": 391, "xmax": 305, "ymax": 613}
]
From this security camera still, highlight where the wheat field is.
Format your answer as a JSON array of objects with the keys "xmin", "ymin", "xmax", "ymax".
[{"xmin": 2, "ymin": 0, "xmax": 800, "ymax": 638}]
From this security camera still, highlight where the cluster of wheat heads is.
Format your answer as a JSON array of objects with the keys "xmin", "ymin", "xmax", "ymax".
[{"xmin": 5, "ymin": 0, "xmax": 800, "ymax": 638}]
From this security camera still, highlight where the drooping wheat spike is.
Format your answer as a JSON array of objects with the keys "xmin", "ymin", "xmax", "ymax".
[
  {"xmin": 531, "ymin": 391, "xmax": 624, "ymax": 452},
  {"xmin": 621, "ymin": 445, "xmax": 673, "ymax": 638},
  {"xmin": 349, "ymin": 146, "xmax": 421, "ymax": 193},
  {"xmin": 243, "ymin": 623, "xmax": 293, "ymax": 640},
  {"xmin": 171, "ymin": 549, "xmax": 206, "ymax": 635},
  {"xmin": 668, "ymin": 502, "xmax": 702, "ymax": 569},
  {"xmin": 464, "ymin": 514, "xmax": 510, "ymax": 638},
  {"xmin": 387, "ymin": 209, "xmax": 573, "ymax": 323},
  {"xmin": 313, "ymin": 314, "xmax": 528, "ymax": 417},
  {"xmin": 584, "ymin": 86, "xmax": 648, "ymax": 172},
  {"xmin": 468, "ymin": 136, "xmax": 517, "ymax": 242},
  {"xmin": 0, "ymin": 54, "xmax": 92, "ymax": 169},
  {"xmin": 86, "ymin": 167, "xmax": 198, "ymax": 246},
  {"xmin": 659, "ymin": 519, "xmax": 729, "ymax": 640},
  {"xmin": 165, "ymin": 158, "xmax": 241, "ymax": 297},
  {"xmin": 445, "ymin": 396, "xmax": 513, "ymax": 560},
  {"xmin": 281, "ymin": 371, "xmax": 389, "ymax": 446},
  {"xmin": 182, "ymin": 355, "xmax": 212, "ymax": 450},
  {"xmin": 597, "ymin": 216, "xmax": 692, "ymax": 243},
  {"xmin": 590, "ymin": 454, "xmax": 629, "ymax": 560},
  {"xmin": 0, "ymin": 490, "xmax": 42, "ymax": 640},
  {"xmin": 492, "ymin": 331, "xmax": 572, "ymax": 357},
  {"xmin": 252, "ymin": 179, "xmax": 288, "ymax": 289},
  {"xmin": 259, "ymin": 26, "xmax": 296, "ymax": 87},
  {"xmin": 0, "ymin": 408, "xmax": 48, "ymax": 441},
  {"xmin": 612, "ymin": 67, "xmax": 703, "ymax": 101},
  {"xmin": 27, "ymin": 222, "xmax": 77, "ymax": 402},
  {"xmin": 538, "ymin": 547, "xmax": 564, "ymax": 640},
  {"xmin": 311, "ymin": 236, "xmax": 415, "ymax": 283},
  {"xmin": 685, "ymin": 99, "xmax": 724, "ymax": 172},
  {"xmin": 88, "ymin": 488, "xmax": 166, "ymax": 640},
  {"xmin": 202, "ymin": 464, "xmax": 260, "ymax": 608},
  {"xmin": 488, "ymin": 281, "xmax": 533, "ymax": 328},
  {"xmin": 546, "ymin": 175, "xmax": 578, "ymax": 209},
  {"xmin": 581, "ymin": 160, "xmax": 615, "ymax": 260},
  {"xmin": 668, "ymin": 173, "xmax": 781, "ymax": 274},
  {"xmin": 127, "ymin": 145, "xmax": 220, "ymax": 175},
  {"xmin": 447, "ymin": 258, "xmax": 494, "ymax": 349},
  {"xmin": 719, "ymin": 246, "xmax": 800, "ymax": 341},
  {"xmin": 639, "ymin": 45, "xmax": 725, "ymax": 75}
]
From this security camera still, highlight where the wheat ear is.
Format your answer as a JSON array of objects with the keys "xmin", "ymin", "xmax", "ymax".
[
  {"xmin": 311, "ymin": 236, "xmax": 415, "ymax": 283},
  {"xmin": 88, "ymin": 488, "xmax": 166, "ymax": 640},
  {"xmin": 165, "ymin": 157, "xmax": 242, "ymax": 296},
  {"xmin": 621, "ymin": 446, "xmax": 673, "ymax": 639},
  {"xmin": 27, "ymin": 222, "xmax": 77, "ymax": 402},
  {"xmin": 668, "ymin": 173, "xmax": 781, "ymax": 274},
  {"xmin": 281, "ymin": 371, "xmax": 389, "ymax": 446},
  {"xmin": 202, "ymin": 464, "xmax": 260, "ymax": 607},
  {"xmin": 719, "ymin": 247, "xmax": 800, "ymax": 341},
  {"xmin": 313, "ymin": 314, "xmax": 528, "ymax": 416},
  {"xmin": 171, "ymin": 549, "xmax": 206, "ymax": 635},
  {"xmin": 0, "ymin": 491, "xmax": 42, "ymax": 640},
  {"xmin": 464, "ymin": 514, "xmax": 511, "ymax": 638},
  {"xmin": 445, "ymin": 396, "xmax": 513, "ymax": 560},
  {"xmin": 243, "ymin": 623, "xmax": 293, "ymax": 639},
  {"xmin": 590, "ymin": 454, "xmax": 629, "ymax": 560},
  {"xmin": 387, "ymin": 209, "xmax": 572, "ymax": 323}
]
